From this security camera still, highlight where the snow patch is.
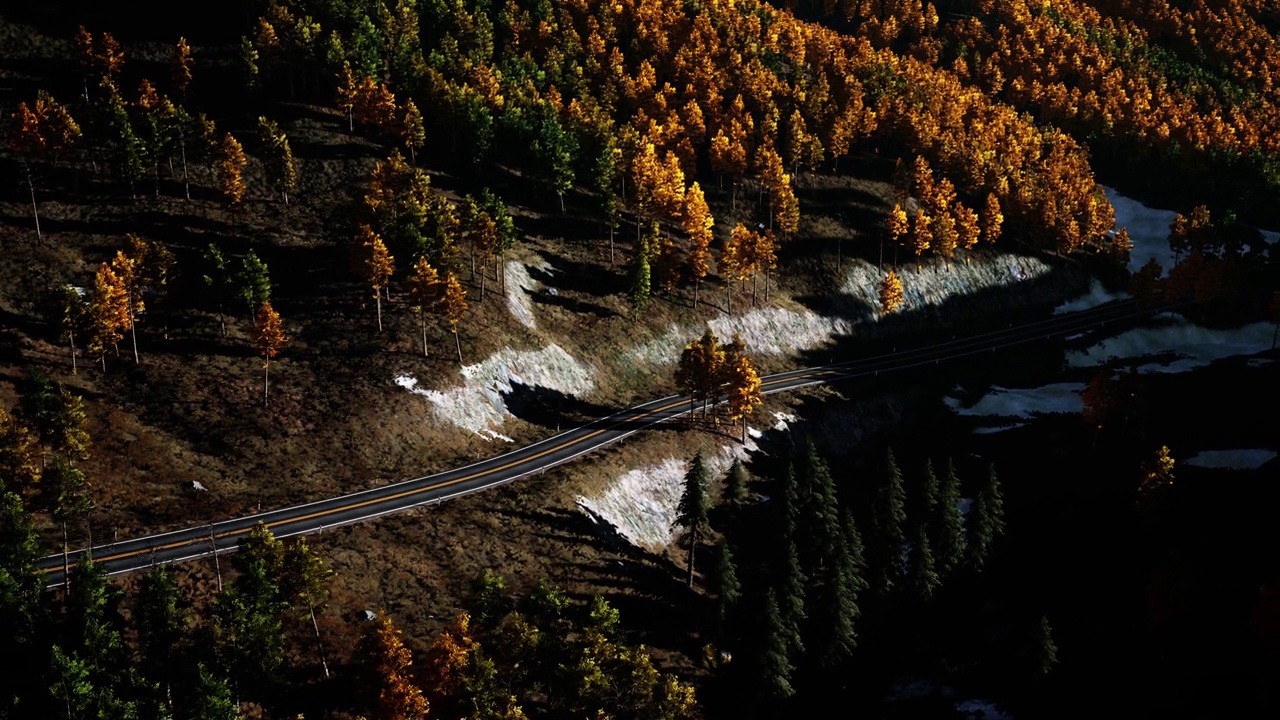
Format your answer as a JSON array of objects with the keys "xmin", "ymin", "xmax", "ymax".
[
  {"xmin": 624, "ymin": 307, "xmax": 852, "ymax": 367},
  {"xmin": 841, "ymin": 254, "xmax": 1052, "ymax": 320},
  {"xmin": 504, "ymin": 260, "xmax": 545, "ymax": 329},
  {"xmin": 1185, "ymin": 449, "xmax": 1277, "ymax": 470},
  {"xmin": 1054, "ymin": 278, "xmax": 1125, "ymax": 314},
  {"xmin": 395, "ymin": 344, "xmax": 595, "ymax": 440},
  {"xmin": 1066, "ymin": 317, "xmax": 1275, "ymax": 373},
  {"xmin": 1104, "ymin": 185, "xmax": 1179, "ymax": 277},
  {"xmin": 945, "ymin": 383, "xmax": 1085, "ymax": 419}
]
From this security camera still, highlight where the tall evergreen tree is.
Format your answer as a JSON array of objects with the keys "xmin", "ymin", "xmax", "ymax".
[
  {"xmin": 796, "ymin": 439, "xmax": 840, "ymax": 574},
  {"xmin": 723, "ymin": 457, "xmax": 749, "ymax": 505},
  {"xmin": 777, "ymin": 462, "xmax": 800, "ymax": 544},
  {"xmin": 934, "ymin": 459, "xmax": 967, "ymax": 575},
  {"xmin": 0, "ymin": 490, "xmax": 45, "ymax": 718},
  {"xmin": 756, "ymin": 591, "xmax": 795, "ymax": 703},
  {"xmin": 907, "ymin": 523, "xmax": 940, "ymax": 601},
  {"xmin": 136, "ymin": 566, "xmax": 187, "ymax": 701},
  {"xmin": 813, "ymin": 514, "xmax": 866, "ymax": 672},
  {"xmin": 673, "ymin": 452, "xmax": 711, "ymax": 588},
  {"xmin": 870, "ymin": 449, "xmax": 907, "ymax": 594},
  {"xmin": 917, "ymin": 459, "xmax": 939, "ymax": 532},
  {"xmin": 777, "ymin": 539, "xmax": 807, "ymax": 657},
  {"xmin": 710, "ymin": 541, "xmax": 741, "ymax": 637},
  {"xmin": 1035, "ymin": 614, "xmax": 1058, "ymax": 676},
  {"xmin": 187, "ymin": 663, "xmax": 238, "ymax": 720},
  {"xmin": 968, "ymin": 464, "xmax": 1006, "ymax": 571}
]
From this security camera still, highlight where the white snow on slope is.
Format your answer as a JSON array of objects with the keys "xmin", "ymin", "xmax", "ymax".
[
  {"xmin": 624, "ymin": 307, "xmax": 853, "ymax": 367},
  {"xmin": 841, "ymin": 254, "xmax": 1052, "ymax": 320},
  {"xmin": 1066, "ymin": 317, "xmax": 1274, "ymax": 373},
  {"xmin": 944, "ymin": 383, "xmax": 1085, "ymax": 419},
  {"xmin": 577, "ymin": 411, "xmax": 793, "ymax": 550},
  {"xmin": 395, "ymin": 344, "xmax": 595, "ymax": 440},
  {"xmin": 1104, "ymin": 185, "xmax": 1179, "ymax": 277},
  {"xmin": 504, "ymin": 260, "xmax": 547, "ymax": 329},
  {"xmin": 1185, "ymin": 449, "xmax": 1277, "ymax": 470},
  {"xmin": 1054, "ymin": 278, "xmax": 1124, "ymax": 315}
]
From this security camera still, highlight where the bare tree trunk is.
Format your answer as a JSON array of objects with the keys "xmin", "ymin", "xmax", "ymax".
[
  {"xmin": 454, "ymin": 329, "xmax": 463, "ymax": 365},
  {"xmin": 130, "ymin": 308, "xmax": 140, "ymax": 363},
  {"xmin": 694, "ymin": 279, "xmax": 700, "ymax": 309},
  {"xmin": 609, "ymin": 226, "xmax": 615, "ymax": 264},
  {"xmin": 62, "ymin": 523, "xmax": 70, "ymax": 593},
  {"xmin": 420, "ymin": 309, "xmax": 428, "ymax": 357},
  {"xmin": 687, "ymin": 527, "xmax": 697, "ymax": 588},
  {"xmin": 376, "ymin": 294, "xmax": 382, "ymax": 331},
  {"xmin": 180, "ymin": 132, "xmax": 190, "ymax": 199},
  {"xmin": 741, "ymin": 416, "xmax": 748, "ymax": 444},
  {"xmin": 27, "ymin": 169, "xmax": 41, "ymax": 240},
  {"xmin": 309, "ymin": 605, "xmax": 330, "ymax": 679},
  {"xmin": 69, "ymin": 331, "xmax": 77, "ymax": 374},
  {"xmin": 263, "ymin": 361, "xmax": 270, "ymax": 406},
  {"xmin": 211, "ymin": 523, "xmax": 223, "ymax": 592}
]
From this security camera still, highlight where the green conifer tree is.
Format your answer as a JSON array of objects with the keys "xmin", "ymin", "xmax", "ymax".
[
  {"xmin": 968, "ymin": 464, "xmax": 1006, "ymax": 571},
  {"xmin": 871, "ymin": 449, "xmax": 907, "ymax": 594},
  {"xmin": 908, "ymin": 523, "xmax": 940, "ymax": 601},
  {"xmin": 723, "ymin": 457, "xmax": 749, "ymax": 505},
  {"xmin": 756, "ymin": 591, "xmax": 795, "ymax": 703},
  {"xmin": 934, "ymin": 459, "xmax": 967, "ymax": 575},
  {"xmin": 1036, "ymin": 614, "xmax": 1058, "ymax": 676},
  {"xmin": 628, "ymin": 242, "xmax": 651, "ymax": 319},
  {"xmin": 710, "ymin": 541, "xmax": 741, "ymax": 636},
  {"xmin": 778, "ymin": 539, "xmax": 807, "ymax": 657},
  {"xmin": 674, "ymin": 452, "xmax": 711, "ymax": 588}
]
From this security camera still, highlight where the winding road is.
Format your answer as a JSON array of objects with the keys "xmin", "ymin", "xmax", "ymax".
[{"xmin": 39, "ymin": 297, "xmax": 1154, "ymax": 586}]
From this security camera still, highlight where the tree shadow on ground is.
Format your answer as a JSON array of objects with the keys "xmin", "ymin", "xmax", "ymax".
[{"xmin": 501, "ymin": 383, "xmax": 617, "ymax": 429}]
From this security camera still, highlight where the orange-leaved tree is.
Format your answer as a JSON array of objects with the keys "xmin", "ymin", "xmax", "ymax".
[
  {"xmin": 408, "ymin": 255, "xmax": 439, "ymax": 357},
  {"xmin": 442, "ymin": 271, "xmax": 468, "ymax": 365},
  {"xmin": 171, "ymin": 37, "xmax": 193, "ymax": 97},
  {"xmin": 362, "ymin": 613, "xmax": 430, "ymax": 720},
  {"xmin": 255, "ymin": 301, "xmax": 286, "ymax": 406},
  {"xmin": 721, "ymin": 336, "xmax": 763, "ymax": 444},
  {"xmin": 682, "ymin": 182, "xmax": 714, "ymax": 309},
  {"xmin": 217, "ymin": 132, "xmax": 247, "ymax": 203},
  {"xmin": 675, "ymin": 329, "xmax": 726, "ymax": 419},
  {"xmin": 88, "ymin": 263, "xmax": 130, "ymax": 372},
  {"xmin": 880, "ymin": 269, "xmax": 905, "ymax": 315},
  {"xmin": 419, "ymin": 611, "xmax": 477, "ymax": 707},
  {"xmin": 353, "ymin": 225, "xmax": 395, "ymax": 330}
]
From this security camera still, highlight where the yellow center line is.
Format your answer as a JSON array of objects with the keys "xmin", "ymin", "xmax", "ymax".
[{"xmin": 50, "ymin": 371, "xmax": 822, "ymax": 573}]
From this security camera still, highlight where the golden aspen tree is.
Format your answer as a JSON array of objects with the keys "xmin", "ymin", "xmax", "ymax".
[
  {"xmin": 255, "ymin": 301, "xmax": 286, "ymax": 406},
  {"xmin": 364, "ymin": 614, "xmax": 430, "ymax": 720},
  {"xmin": 362, "ymin": 230, "xmax": 395, "ymax": 331},
  {"xmin": 420, "ymin": 612, "xmax": 477, "ymax": 702},
  {"xmin": 720, "ymin": 223, "xmax": 752, "ymax": 315},
  {"xmin": 442, "ymin": 272, "xmax": 468, "ymax": 365},
  {"xmin": 682, "ymin": 182, "xmax": 714, "ymax": 308},
  {"xmin": 675, "ymin": 329, "xmax": 725, "ymax": 419},
  {"xmin": 108, "ymin": 249, "xmax": 143, "ymax": 363},
  {"xmin": 97, "ymin": 32, "xmax": 125, "ymax": 81},
  {"xmin": 932, "ymin": 211, "xmax": 959, "ymax": 264},
  {"xmin": 723, "ymin": 343, "xmax": 763, "ymax": 444},
  {"xmin": 337, "ymin": 62, "xmax": 358, "ymax": 132},
  {"xmin": 879, "ymin": 269, "xmax": 905, "ymax": 315},
  {"xmin": 1138, "ymin": 445, "xmax": 1175, "ymax": 503},
  {"xmin": 75, "ymin": 26, "xmax": 95, "ymax": 100},
  {"xmin": 910, "ymin": 208, "xmax": 932, "ymax": 262},
  {"xmin": 955, "ymin": 202, "xmax": 981, "ymax": 258},
  {"xmin": 217, "ymin": 133, "xmax": 247, "ymax": 203},
  {"xmin": 400, "ymin": 99, "xmax": 425, "ymax": 163},
  {"xmin": 9, "ymin": 102, "xmax": 46, "ymax": 239},
  {"xmin": 88, "ymin": 263, "xmax": 130, "ymax": 372},
  {"xmin": 982, "ymin": 192, "xmax": 1003, "ymax": 244},
  {"xmin": 172, "ymin": 37, "xmax": 193, "ymax": 96},
  {"xmin": 408, "ymin": 256, "xmax": 439, "ymax": 357},
  {"xmin": 0, "ymin": 406, "xmax": 40, "ymax": 493}
]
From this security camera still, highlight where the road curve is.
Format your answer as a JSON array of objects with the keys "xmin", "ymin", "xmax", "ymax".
[{"xmin": 40, "ymin": 298, "xmax": 1155, "ymax": 586}]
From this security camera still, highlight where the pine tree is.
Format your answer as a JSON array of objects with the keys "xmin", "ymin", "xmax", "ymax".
[
  {"xmin": 934, "ymin": 459, "xmax": 967, "ymax": 575},
  {"xmin": 814, "ymin": 514, "xmax": 866, "ymax": 672},
  {"xmin": 674, "ymin": 452, "xmax": 711, "ymax": 588},
  {"xmin": 871, "ymin": 449, "xmax": 907, "ymax": 594},
  {"xmin": 917, "ymin": 459, "xmax": 939, "ymax": 533},
  {"xmin": 756, "ymin": 591, "xmax": 795, "ymax": 703},
  {"xmin": 908, "ymin": 522, "xmax": 939, "ymax": 601},
  {"xmin": 255, "ymin": 302, "xmax": 286, "ymax": 406},
  {"xmin": 723, "ymin": 457, "xmax": 749, "ymax": 505},
  {"xmin": 189, "ymin": 664, "xmax": 238, "ymax": 720},
  {"xmin": 968, "ymin": 464, "xmax": 1005, "ymax": 571},
  {"xmin": 136, "ymin": 566, "xmax": 187, "ymax": 698},
  {"xmin": 1035, "ymin": 614, "xmax": 1058, "ymax": 676},
  {"xmin": 778, "ymin": 539, "xmax": 807, "ymax": 657},
  {"xmin": 710, "ymin": 542, "xmax": 741, "ymax": 635}
]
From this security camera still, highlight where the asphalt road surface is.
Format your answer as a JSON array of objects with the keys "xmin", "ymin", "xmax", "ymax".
[{"xmin": 39, "ymin": 297, "xmax": 1155, "ymax": 586}]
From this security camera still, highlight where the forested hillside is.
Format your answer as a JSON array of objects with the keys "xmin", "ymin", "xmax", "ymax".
[{"xmin": 1, "ymin": 0, "xmax": 1279, "ymax": 718}]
